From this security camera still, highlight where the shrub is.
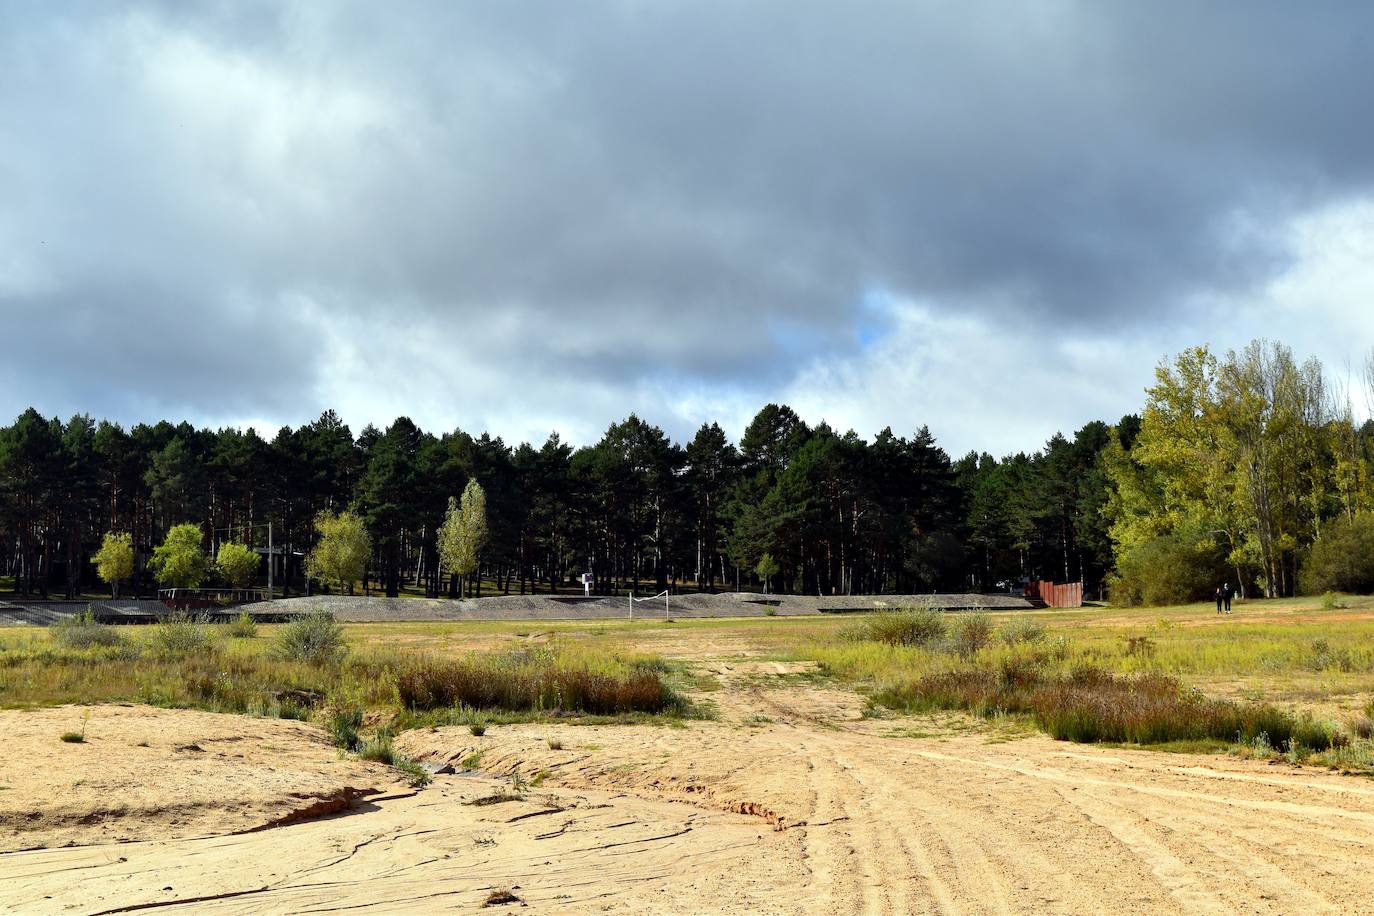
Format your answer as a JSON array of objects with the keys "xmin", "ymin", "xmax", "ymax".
[
  {"xmin": 276, "ymin": 611, "xmax": 347, "ymax": 665},
  {"xmin": 52, "ymin": 610, "xmax": 124, "ymax": 649},
  {"xmin": 394, "ymin": 653, "xmax": 679, "ymax": 715},
  {"xmin": 1000, "ymin": 617, "xmax": 1047, "ymax": 646},
  {"xmin": 227, "ymin": 612, "xmax": 258, "ymax": 639},
  {"xmin": 324, "ymin": 704, "xmax": 364, "ymax": 750},
  {"xmin": 1301, "ymin": 513, "xmax": 1374, "ymax": 595},
  {"xmin": 952, "ymin": 613, "xmax": 993, "ymax": 658},
  {"xmin": 149, "ymin": 612, "xmax": 215, "ymax": 658},
  {"xmin": 853, "ymin": 609, "xmax": 946, "ymax": 647},
  {"xmin": 876, "ymin": 662, "xmax": 1333, "ymax": 751},
  {"xmin": 1125, "ymin": 635, "xmax": 1156, "ymax": 658},
  {"xmin": 60, "ymin": 731, "xmax": 85, "ymax": 743},
  {"xmin": 1110, "ymin": 529, "xmax": 1229, "ymax": 606},
  {"xmin": 1320, "ymin": 591, "xmax": 1348, "ymax": 611}
]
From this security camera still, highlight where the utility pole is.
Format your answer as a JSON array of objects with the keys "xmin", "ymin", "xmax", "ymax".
[{"xmin": 267, "ymin": 520, "xmax": 274, "ymax": 602}]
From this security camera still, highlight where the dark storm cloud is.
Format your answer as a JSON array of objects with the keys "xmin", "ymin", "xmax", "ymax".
[{"xmin": 2, "ymin": 1, "xmax": 1373, "ymax": 440}]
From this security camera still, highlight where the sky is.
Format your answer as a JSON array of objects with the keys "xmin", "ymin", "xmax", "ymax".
[{"xmin": 3, "ymin": 1, "xmax": 1374, "ymax": 457}]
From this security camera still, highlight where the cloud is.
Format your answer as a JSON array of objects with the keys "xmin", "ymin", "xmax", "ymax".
[{"xmin": 2, "ymin": 2, "xmax": 1373, "ymax": 450}]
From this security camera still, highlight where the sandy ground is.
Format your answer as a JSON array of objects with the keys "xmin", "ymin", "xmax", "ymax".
[{"xmin": 6, "ymin": 667, "xmax": 1374, "ymax": 913}]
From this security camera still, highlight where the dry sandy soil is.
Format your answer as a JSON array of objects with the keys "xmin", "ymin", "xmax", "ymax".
[{"xmin": 5, "ymin": 667, "xmax": 1374, "ymax": 913}]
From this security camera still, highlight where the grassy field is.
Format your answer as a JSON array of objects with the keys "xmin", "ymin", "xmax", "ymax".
[{"xmin": 3, "ymin": 595, "xmax": 1373, "ymax": 771}]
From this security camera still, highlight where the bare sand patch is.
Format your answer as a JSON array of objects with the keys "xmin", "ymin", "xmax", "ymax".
[
  {"xmin": 6, "ymin": 672, "xmax": 1374, "ymax": 913},
  {"xmin": 0, "ymin": 705, "xmax": 409, "ymax": 852}
]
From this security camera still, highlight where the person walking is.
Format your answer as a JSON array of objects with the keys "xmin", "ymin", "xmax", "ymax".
[
  {"xmin": 1215, "ymin": 585, "xmax": 1224, "ymax": 614},
  {"xmin": 1222, "ymin": 582, "xmax": 1234, "ymax": 614}
]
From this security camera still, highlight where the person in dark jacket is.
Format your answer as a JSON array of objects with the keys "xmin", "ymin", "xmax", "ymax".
[
  {"xmin": 1215, "ymin": 585, "xmax": 1224, "ymax": 614},
  {"xmin": 1222, "ymin": 582, "xmax": 1234, "ymax": 613}
]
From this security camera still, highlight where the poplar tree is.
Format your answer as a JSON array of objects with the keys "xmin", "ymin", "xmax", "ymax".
[{"xmin": 439, "ymin": 479, "xmax": 488, "ymax": 597}]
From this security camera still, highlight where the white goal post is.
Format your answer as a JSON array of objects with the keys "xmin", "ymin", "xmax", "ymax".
[{"xmin": 628, "ymin": 590, "xmax": 670, "ymax": 621}]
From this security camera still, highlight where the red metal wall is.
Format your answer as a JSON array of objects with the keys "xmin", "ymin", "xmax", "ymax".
[{"xmin": 1024, "ymin": 580, "xmax": 1083, "ymax": 608}]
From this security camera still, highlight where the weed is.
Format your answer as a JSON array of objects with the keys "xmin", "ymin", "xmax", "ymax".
[
  {"xmin": 546, "ymin": 736, "xmax": 563, "ymax": 750},
  {"xmin": 60, "ymin": 709, "xmax": 91, "ymax": 743},
  {"xmin": 850, "ymin": 609, "xmax": 946, "ymax": 647},
  {"xmin": 358, "ymin": 729, "xmax": 396, "ymax": 763},
  {"xmin": 275, "ymin": 611, "xmax": 347, "ymax": 665},
  {"xmin": 324, "ymin": 704, "xmax": 364, "ymax": 751},
  {"xmin": 482, "ymin": 888, "xmax": 522, "ymax": 907},
  {"xmin": 226, "ymin": 612, "xmax": 259, "ymax": 639},
  {"xmin": 460, "ymin": 750, "xmax": 483, "ymax": 769},
  {"xmin": 1000, "ymin": 617, "xmax": 1047, "ymax": 646},
  {"xmin": 953, "ymin": 613, "xmax": 993, "ymax": 659},
  {"xmin": 150, "ymin": 613, "xmax": 215, "ymax": 658},
  {"xmin": 1321, "ymin": 591, "xmax": 1349, "ymax": 610},
  {"xmin": 1125, "ymin": 635, "xmax": 1156, "ymax": 658},
  {"xmin": 393, "ymin": 757, "xmax": 432, "ymax": 788},
  {"xmin": 52, "ymin": 610, "xmax": 124, "ymax": 649}
]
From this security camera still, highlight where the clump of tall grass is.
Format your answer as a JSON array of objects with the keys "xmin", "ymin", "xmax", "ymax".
[
  {"xmin": 848, "ymin": 609, "xmax": 947, "ymax": 647},
  {"xmin": 323, "ymin": 703, "xmax": 364, "ymax": 750},
  {"xmin": 51, "ymin": 610, "xmax": 125, "ymax": 649},
  {"xmin": 952, "ymin": 613, "xmax": 993, "ymax": 658},
  {"xmin": 275, "ymin": 611, "xmax": 347, "ymax": 665},
  {"xmin": 393, "ymin": 650, "xmax": 680, "ymax": 715},
  {"xmin": 226, "ymin": 612, "xmax": 258, "ymax": 639},
  {"xmin": 876, "ymin": 656, "xmax": 1339, "ymax": 751},
  {"xmin": 150, "ymin": 612, "xmax": 216, "ymax": 658},
  {"xmin": 355, "ymin": 727, "xmax": 430, "ymax": 787},
  {"xmin": 1000, "ymin": 616, "xmax": 1047, "ymax": 646}
]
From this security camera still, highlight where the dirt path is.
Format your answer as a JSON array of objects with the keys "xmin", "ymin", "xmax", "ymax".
[{"xmin": 6, "ymin": 669, "xmax": 1374, "ymax": 913}]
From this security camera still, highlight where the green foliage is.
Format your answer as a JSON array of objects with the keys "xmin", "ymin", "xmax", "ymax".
[
  {"xmin": 305, "ymin": 511, "xmax": 371, "ymax": 592},
  {"xmin": 1000, "ymin": 616, "xmax": 1047, "ymax": 646},
  {"xmin": 850, "ymin": 608, "xmax": 946, "ymax": 647},
  {"xmin": 1105, "ymin": 340, "xmax": 1367, "ymax": 602},
  {"xmin": 149, "ymin": 523, "xmax": 209, "ymax": 589},
  {"xmin": 438, "ymin": 479, "xmax": 488, "ymax": 593},
  {"xmin": 227, "ymin": 612, "xmax": 259, "ymax": 638},
  {"xmin": 150, "ymin": 612, "xmax": 215, "ymax": 658},
  {"xmin": 1320, "ymin": 591, "xmax": 1348, "ymax": 611},
  {"xmin": 216, "ymin": 541, "xmax": 259, "ymax": 589},
  {"xmin": 93, "ymin": 532, "xmax": 135, "ymax": 597},
  {"xmin": 1301, "ymin": 513, "xmax": 1374, "ymax": 595},
  {"xmin": 952, "ymin": 612, "xmax": 993, "ymax": 658},
  {"xmin": 275, "ymin": 611, "xmax": 347, "ymax": 665},
  {"xmin": 325, "ymin": 704, "xmax": 364, "ymax": 750},
  {"xmin": 754, "ymin": 552, "xmax": 780, "ymax": 592},
  {"xmin": 1108, "ymin": 528, "xmax": 1228, "ymax": 606}
]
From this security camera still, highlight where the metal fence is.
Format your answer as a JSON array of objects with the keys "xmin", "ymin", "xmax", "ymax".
[{"xmin": 1025, "ymin": 580, "xmax": 1083, "ymax": 608}]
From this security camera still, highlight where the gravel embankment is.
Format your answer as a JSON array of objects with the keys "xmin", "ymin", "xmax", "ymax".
[{"xmin": 270, "ymin": 591, "xmax": 1034, "ymax": 622}]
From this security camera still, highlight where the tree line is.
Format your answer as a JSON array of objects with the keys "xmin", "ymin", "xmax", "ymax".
[
  {"xmin": 4, "ymin": 338, "xmax": 1368, "ymax": 604},
  {"xmin": 0, "ymin": 404, "xmax": 1118, "ymax": 600}
]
